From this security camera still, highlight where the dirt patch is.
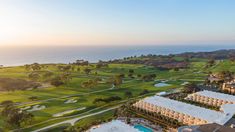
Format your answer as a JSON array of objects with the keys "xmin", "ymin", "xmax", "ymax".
[{"xmin": 0, "ymin": 78, "xmax": 41, "ymax": 91}]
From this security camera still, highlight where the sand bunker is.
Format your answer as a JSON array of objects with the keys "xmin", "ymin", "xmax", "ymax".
[
  {"xmin": 64, "ymin": 99, "xmax": 77, "ymax": 104},
  {"xmin": 154, "ymin": 82, "xmax": 171, "ymax": 87},
  {"xmin": 27, "ymin": 105, "xmax": 46, "ymax": 112},
  {"xmin": 20, "ymin": 106, "xmax": 31, "ymax": 111},
  {"xmin": 181, "ymin": 82, "xmax": 189, "ymax": 85},
  {"xmin": 53, "ymin": 107, "xmax": 86, "ymax": 117}
]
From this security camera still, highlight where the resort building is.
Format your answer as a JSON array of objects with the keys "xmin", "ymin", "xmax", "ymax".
[
  {"xmin": 185, "ymin": 90, "xmax": 235, "ymax": 107},
  {"xmin": 222, "ymin": 81, "xmax": 235, "ymax": 94},
  {"xmin": 178, "ymin": 123, "xmax": 235, "ymax": 132},
  {"xmin": 133, "ymin": 96, "xmax": 234, "ymax": 125},
  {"xmin": 88, "ymin": 120, "xmax": 140, "ymax": 132}
]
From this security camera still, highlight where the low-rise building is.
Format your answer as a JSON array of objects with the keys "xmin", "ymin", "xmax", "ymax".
[
  {"xmin": 178, "ymin": 123, "xmax": 235, "ymax": 132},
  {"xmin": 185, "ymin": 90, "xmax": 235, "ymax": 107},
  {"xmin": 222, "ymin": 81, "xmax": 235, "ymax": 94},
  {"xmin": 133, "ymin": 96, "xmax": 233, "ymax": 125}
]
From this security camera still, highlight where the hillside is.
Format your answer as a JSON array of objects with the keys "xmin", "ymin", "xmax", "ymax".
[{"xmin": 108, "ymin": 49, "xmax": 235, "ymax": 69}]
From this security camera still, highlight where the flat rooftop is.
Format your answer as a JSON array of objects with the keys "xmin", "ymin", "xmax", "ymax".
[
  {"xmin": 178, "ymin": 123, "xmax": 235, "ymax": 132},
  {"xmin": 89, "ymin": 120, "xmax": 139, "ymax": 132},
  {"xmin": 142, "ymin": 96, "xmax": 232, "ymax": 125},
  {"xmin": 195, "ymin": 90, "xmax": 235, "ymax": 102}
]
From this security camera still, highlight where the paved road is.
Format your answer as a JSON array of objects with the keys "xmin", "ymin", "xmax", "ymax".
[{"xmin": 32, "ymin": 106, "xmax": 120, "ymax": 132}]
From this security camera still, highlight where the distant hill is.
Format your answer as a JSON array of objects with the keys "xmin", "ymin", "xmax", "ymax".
[
  {"xmin": 175, "ymin": 49, "xmax": 235, "ymax": 60},
  {"xmin": 108, "ymin": 49, "xmax": 235, "ymax": 69}
]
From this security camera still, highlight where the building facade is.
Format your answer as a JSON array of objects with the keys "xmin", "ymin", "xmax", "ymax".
[
  {"xmin": 222, "ymin": 82, "xmax": 235, "ymax": 94},
  {"xmin": 133, "ymin": 96, "xmax": 232, "ymax": 126},
  {"xmin": 185, "ymin": 90, "xmax": 235, "ymax": 107}
]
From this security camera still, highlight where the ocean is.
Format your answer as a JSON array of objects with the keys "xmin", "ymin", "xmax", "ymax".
[{"xmin": 0, "ymin": 45, "xmax": 235, "ymax": 66}]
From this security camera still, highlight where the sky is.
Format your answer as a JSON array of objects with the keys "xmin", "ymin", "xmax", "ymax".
[{"xmin": 0, "ymin": 0, "xmax": 235, "ymax": 46}]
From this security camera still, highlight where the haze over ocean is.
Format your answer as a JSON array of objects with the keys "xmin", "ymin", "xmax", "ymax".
[{"xmin": 0, "ymin": 45, "xmax": 234, "ymax": 66}]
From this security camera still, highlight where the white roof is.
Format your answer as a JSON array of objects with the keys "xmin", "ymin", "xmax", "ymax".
[
  {"xmin": 89, "ymin": 120, "xmax": 139, "ymax": 132},
  {"xmin": 195, "ymin": 90, "xmax": 235, "ymax": 102},
  {"xmin": 142, "ymin": 96, "xmax": 232, "ymax": 125},
  {"xmin": 220, "ymin": 104, "xmax": 235, "ymax": 115}
]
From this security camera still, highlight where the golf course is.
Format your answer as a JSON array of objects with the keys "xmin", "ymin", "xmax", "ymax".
[{"xmin": 1, "ymin": 53, "xmax": 235, "ymax": 131}]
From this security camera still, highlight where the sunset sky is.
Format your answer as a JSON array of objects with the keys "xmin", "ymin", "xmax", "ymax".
[{"xmin": 0, "ymin": 0, "xmax": 235, "ymax": 46}]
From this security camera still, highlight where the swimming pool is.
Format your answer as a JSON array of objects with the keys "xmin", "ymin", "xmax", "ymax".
[{"xmin": 134, "ymin": 124, "xmax": 153, "ymax": 132}]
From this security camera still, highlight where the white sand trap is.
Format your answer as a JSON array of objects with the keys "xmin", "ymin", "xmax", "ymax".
[
  {"xmin": 156, "ymin": 91, "xmax": 167, "ymax": 96},
  {"xmin": 98, "ymin": 79, "xmax": 106, "ymax": 83},
  {"xmin": 64, "ymin": 99, "xmax": 77, "ymax": 104},
  {"xmin": 181, "ymin": 82, "xmax": 189, "ymax": 85},
  {"xmin": 154, "ymin": 82, "xmax": 171, "ymax": 87},
  {"xmin": 111, "ymin": 84, "xmax": 115, "ymax": 89},
  {"xmin": 53, "ymin": 107, "xmax": 86, "ymax": 117},
  {"xmin": 27, "ymin": 105, "xmax": 46, "ymax": 112},
  {"xmin": 161, "ymin": 80, "xmax": 169, "ymax": 83},
  {"xmin": 21, "ymin": 106, "xmax": 31, "ymax": 111}
]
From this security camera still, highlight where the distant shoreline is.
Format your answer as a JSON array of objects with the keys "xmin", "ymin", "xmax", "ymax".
[{"xmin": 0, "ymin": 45, "xmax": 235, "ymax": 66}]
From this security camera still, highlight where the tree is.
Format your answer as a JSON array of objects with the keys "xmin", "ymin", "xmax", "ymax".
[
  {"xmin": 229, "ymin": 54, "xmax": 235, "ymax": 62},
  {"xmin": 50, "ymin": 76, "xmax": 64, "ymax": 87},
  {"xmin": 184, "ymin": 83, "xmax": 200, "ymax": 93},
  {"xmin": 129, "ymin": 69, "xmax": 134, "ymax": 74},
  {"xmin": 24, "ymin": 64, "xmax": 31, "ymax": 71},
  {"xmin": 94, "ymin": 77, "xmax": 102, "ymax": 82},
  {"xmin": 128, "ymin": 73, "xmax": 134, "ymax": 78},
  {"xmin": 43, "ymin": 71, "xmax": 54, "ymax": 79},
  {"xmin": 119, "ymin": 73, "xmax": 125, "ymax": 78},
  {"xmin": 219, "ymin": 71, "xmax": 234, "ymax": 82},
  {"xmin": 113, "ymin": 75, "xmax": 123, "ymax": 87},
  {"xmin": 128, "ymin": 69, "xmax": 134, "ymax": 78},
  {"xmin": 81, "ymin": 78, "xmax": 99, "ymax": 88},
  {"xmin": 28, "ymin": 96, "xmax": 38, "ymax": 101},
  {"xmin": 28, "ymin": 72, "xmax": 40, "ymax": 81},
  {"xmin": 1, "ymin": 103, "xmax": 34, "ymax": 128},
  {"xmin": 1, "ymin": 100, "xmax": 14, "ymax": 106},
  {"xmin": 71, "ymin": 66, "xmax": 75, "ymax": 71},
  {"xmin": 93, "ymin": 96, "xmax": 122, "ymax": 104},
  {"xmin": 125, "ymin": 91, "xmax": 133, "ymax": 98},
  {"xmin": 75, "ymin": 60, "xmax": 89, "ymax": 66},
  {"xmin": 107, "ymin": 75, "xmax": 123, "ymax": 87},
  {"xmin": 31, "ymin": 63, "xmax": 41, "ymax": 71},
  {"xmin": 60, "ymin": 72, "xmax": 72, "ymax": 83},
  {"xmin": 96, "ymin": 60, "xmax": 109, "ymax": 68},
  {"xmin": 139, "ymin": 89, "xmax": 149, "ymax": 95},
  {"xmin": 63, "ymin": 65, "xmax": 72, "ymax": 71},
  {"xmin": 141, "ymin": 74, "xmax": 156, "ymax": 81},
  {"xmin": 77, "ymin": 67, "xmax": 81, "ymax": 72},
  {"xmin": 63, "ymin": 126, "xmax": 77, "ymax": 132},
  {"xmin": 206, "ymin": 59, "xmax": 215, "ymax": 68},
  {"xmin": 137, "ymin": 74, "xmax": 142, "ymax": 78},
  {"xmin": 57, "ymin": 65, "xmax": 71, "ymax": 72},
  {"xmin": 84, "ymin": 68, "xmax": 92, "ymax": 75}
]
